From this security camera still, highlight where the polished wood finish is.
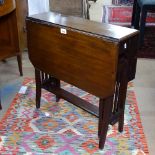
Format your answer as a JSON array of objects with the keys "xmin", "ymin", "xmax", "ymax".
[
  {"xmin": 98, "ymin": 97, "xmax": 113, "ymax": 149},
  {"xmin": 0, "ymin": 0, "xmax": 15, "ymax": 17},
  {"xmin": 27, "ymin": 12, "xmax": 138, "ymax": 41},
  {"xmin": 0, "ymin": 0, "xmax": 28, "ymax": 52},
  {"xmin": 27, "ymin": 21, "xmax": 118, "ymax": 98},
  {"xmin": 0, "ymin": 0, "xmax": 23, "ymax": 75},
  {"xmin": 26, "ymin": 12, "xmax": 139, "ymax": 149},
  {"xmin": 15, "ymin": 0, "xmax": 28, "ymax": 52}
]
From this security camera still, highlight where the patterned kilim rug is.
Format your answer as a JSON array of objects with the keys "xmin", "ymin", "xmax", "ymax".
[{"xmin": 0, "ymin": 78, "xmax": 149, "ymax": 154}]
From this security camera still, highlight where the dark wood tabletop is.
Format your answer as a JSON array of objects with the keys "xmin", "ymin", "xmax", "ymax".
[{"xmin": 28, "ymin": 12, "xmax": 138, "ymax": 42}]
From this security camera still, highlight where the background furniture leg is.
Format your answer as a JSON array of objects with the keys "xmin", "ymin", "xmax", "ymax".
[
  {"xmin": 1, "ymin": 59, "xmax": 6, "ymax": 63},
  {"xmin": 134, "ymin": 3, "xmax": 141, "ymax": 29},
  {"xmin": 131, "ymin": 0, "xmax": 137, "ymax": 27},
  {"xmin": 139, "ymin": 8, "xmax": 147, "ymax": 45},
  {"xmin": 17, "ymin": 54, "xmax": 23, "ymax": 76}
]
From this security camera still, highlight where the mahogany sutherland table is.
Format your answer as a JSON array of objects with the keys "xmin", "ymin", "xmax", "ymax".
[{"xmin": 26, "ymin": 12, "xmax": 139, "ymax": 150}]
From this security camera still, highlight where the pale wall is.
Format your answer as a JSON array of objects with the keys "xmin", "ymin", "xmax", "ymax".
[
  {"xmin": 96, "ymin": 0, "xmax": 112, "ymax": 5},
  {"xmin": 89, "ymin": 0, "xmax": 112, "ymax": 22}
]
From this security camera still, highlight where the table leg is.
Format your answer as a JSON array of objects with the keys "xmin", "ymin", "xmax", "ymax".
[
  {"xmin": 35, "ymin": 68, "xmax": 42, "ymax": 109},
  {"xmin": 98, "ymin": 96, "xmax": 113, "ymax": 149},
  {"xmin": 118, "ymin": 60, "xmax": 128, "ymax": 132},
  {"xmin": 48, "ymin": 77, "xmax": 61, "ymax": 102},
  {"xmin": 55, "ymin": 79, "xmax": 61, "ymax": 102}
]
